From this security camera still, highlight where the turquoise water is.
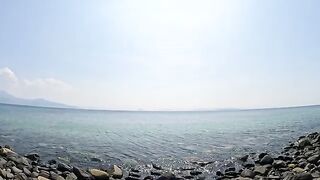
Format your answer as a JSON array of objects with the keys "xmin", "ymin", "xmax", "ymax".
[{"xmin": 0, "ymin": 104, "xmax": 320, "ymax": 170}]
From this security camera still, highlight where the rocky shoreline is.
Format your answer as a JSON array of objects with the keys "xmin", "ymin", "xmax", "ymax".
[{"xmin": 1, "ymin": 132, "xmax": 320, "ymax": 180}]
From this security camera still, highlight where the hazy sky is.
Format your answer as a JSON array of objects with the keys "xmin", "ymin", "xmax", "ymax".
[{"xmin": 0, "ymin": 0, "xmax": 320, "ymax": 110}]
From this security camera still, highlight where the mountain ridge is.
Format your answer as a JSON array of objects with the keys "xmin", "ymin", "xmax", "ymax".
[{"xmin": 0, "ymin": 90, "xmax": 73, "ymax": 108}]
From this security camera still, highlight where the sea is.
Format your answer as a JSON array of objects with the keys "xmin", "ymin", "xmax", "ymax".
[{"xmin": 0, "ymin": 103, "xmax": 320, "ymax": 172}]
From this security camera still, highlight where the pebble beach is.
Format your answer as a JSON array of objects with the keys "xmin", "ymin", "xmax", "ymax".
[{"xmin": 1, "ymin": 131, "xmax": 320, "ymax": 180}]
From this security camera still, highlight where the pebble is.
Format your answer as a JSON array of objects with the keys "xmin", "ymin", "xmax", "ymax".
[
  {"xmin": 16, "ymin": 173, "xmax": 28, "ymax": 180},
  {"xmin": 12, "ymin": 166, "xmax": 23, "ymax": 174},
  {"xmin": 273, "ymin": 160, "xmax": 286, "ymax": 168},
  {"xmin": 88, "ymin": 169, "xmax": 109, "ymax": 180},
  {"xmin": 240, "ymin": 169, "xmax": 255, "ymax": 178},
  {"xmin": 293, "ymin": 167, "xmax": 305, "ymax": 173},
  {"xmin": 254, "ymin": 165, "xmax": 268, "ymax": 175},
  {"xmin": 293, "ymin": 173, "xmax": 313, "ymax": 180},
  {"xmin": 111, "ymin": 165, "xmax": 123, "ymax": 179},
  {"xmin": 65, "ymin": 173, "xmax": 78, "ymax": 180},
  {"xmin": 38, "ymin": 176, "xmax": 50, "ymax": 180},
  {"xmin": 307, "ymin": 154, "xmax": 320, "ymax": 164},
  {"xmin": 73, "ymin": 167, "xmax": 92, "ymax": 180}
]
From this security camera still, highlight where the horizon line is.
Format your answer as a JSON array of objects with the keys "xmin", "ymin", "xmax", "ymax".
[{"xmin": 0, "ymin": 102, "xmax": 319, "ymax": 113}]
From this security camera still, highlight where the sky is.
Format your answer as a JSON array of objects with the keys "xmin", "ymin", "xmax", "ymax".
[{"xmin": 0, "ymin": 0, "xmax": 320, "ymax": 110}]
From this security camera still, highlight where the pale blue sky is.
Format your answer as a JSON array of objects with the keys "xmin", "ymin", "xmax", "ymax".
[{"xmin": 0, "ymin": 0, "xmax": 320, "ymax": 110}]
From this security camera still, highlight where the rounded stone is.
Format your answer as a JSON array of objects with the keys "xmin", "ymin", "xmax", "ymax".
[
  {"xmin": 111, "ymin": 165, "xmax": 123, "ymax": 179},
  {"xmin": 38, "ymin": 176, "xmax": 50, "ymax": 180},
  {"xmin": 88, "ymin": 169, "xmax": 109, "ymax": 180},
  {"xmin": 307, "ymin": 155, "xmax": 320, "ymax": 164},
  {"xmin": 260, "ymin": 155, "xmax": 274, "ymax": 165},
  {"xmin": 240, "ymin": 169, "xmax": 255, "ymax": 178}
]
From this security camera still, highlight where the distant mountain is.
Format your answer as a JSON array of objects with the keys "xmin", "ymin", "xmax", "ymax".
[{"xmin": 0, "ymin": 90, "xmax": 74, "ymax": 108}]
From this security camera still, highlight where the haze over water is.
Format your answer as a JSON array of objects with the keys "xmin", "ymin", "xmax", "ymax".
[{"xmin": 1, "ymin": 103, "xmax": 319, "ymax": 171}]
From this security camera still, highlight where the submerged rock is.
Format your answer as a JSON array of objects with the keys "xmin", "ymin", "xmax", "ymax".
[
  {"xmin": 25, "ymin": 153, "xmax": 40, "ymax": 162},
  {"xmin": 152, "ymin": 163, "xmax": 162, "ymax": 170},
  {"xmin": 125, "ymin": 176, "xmax": 140, "ymax": 180},
  {"xmin": 239, "ymin": 155, "xmax": 249, "ymax": 162},
  {"xmin": 190, "ymin": 170, "xmax": 202, "ymax": 176}
]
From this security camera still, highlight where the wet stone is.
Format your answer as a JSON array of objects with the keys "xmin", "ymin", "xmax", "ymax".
[
  {"xmin": 216, "ymin": 171, "xmax": 223, "ymax": 176},
  {"xmin": 239, "ymin": 155, "xmax": 249, "ymax": 162},
  {"xmin": 57, "ymin": 162, "xmax": 72, "ymax": 172},
  {"xmin": 129, "ymin": 172, "xmax": 141, "ymax": 178},
  {"xmin": 48, "ymin": 159, "xmax": 57, "ymax": 165},
  {"xmin": 126, "ymin": 176, "xmax": 140, "ymax": 180},
  {"xmin": 131, "ymin": 169, "xmax": 141, "ymax": 173},
  {"xmin": 298, "ymin": 138, "xmax": 312, "ymax": 149},
  {"xmin": 151, "ymin": 171, "xmax": 161, "ymax": 176},
  {"xmin": 73, "ymin": 167, "xmax": 92, "ymax": 180},
  {"xmin": 260, "ymin": 155, "xmax": 274, "ymax": 165},
  {"xmin": 190, "ymin": 170, "xmax": 202, "ymax": 176},
  {"xmin": 224, "ymin": 171, "xmax": 238, "ymax": 177},
  {"xmin": 243, "ymin": 161, "xmax": 255, "ymax": 168},
  {"xmin": 25, "ymin": 153, "xmax": 40, "ymax": 162},
  {"xmin": 111, "ymin": 165, "xmax": 123, "ymax": 179},
  {"xmin": 152, "ymin": 163, "xmax": 162, "ymax": 170},
  {"xmin": 258, "ymin": 153, "xmax": 268, "ymax": 159}
]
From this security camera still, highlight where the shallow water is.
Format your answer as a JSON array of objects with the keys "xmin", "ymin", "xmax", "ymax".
[{"xmin": 0, "ymin": 104, "xmax": 320, "ymax": 170}]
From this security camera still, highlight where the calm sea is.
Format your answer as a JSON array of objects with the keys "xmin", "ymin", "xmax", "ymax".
[{"xmin": 0, "ymin": 104, "xmax": 320, "ymax": 171}]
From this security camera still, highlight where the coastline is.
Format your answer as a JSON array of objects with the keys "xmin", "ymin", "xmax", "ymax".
[{"xmin": 1, "ymin": 132, "xmax": 320, "ymax": 180}]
